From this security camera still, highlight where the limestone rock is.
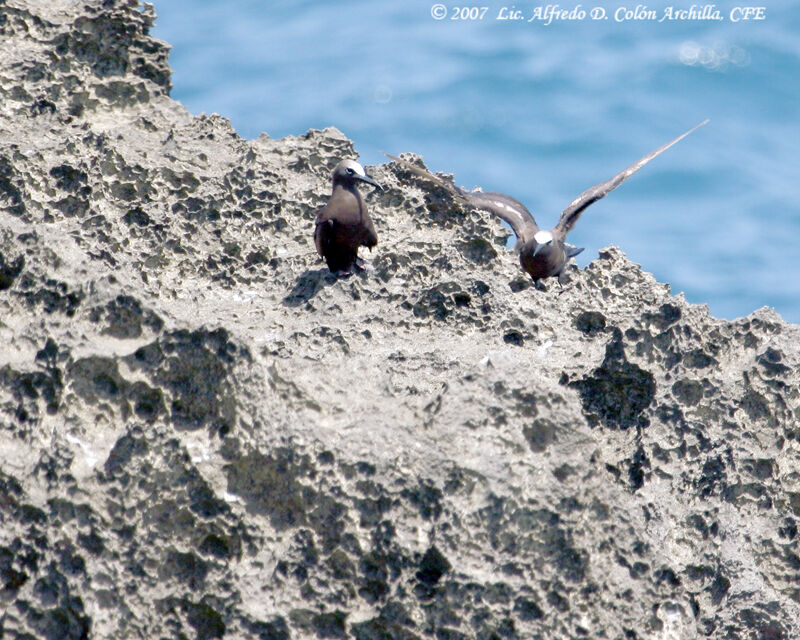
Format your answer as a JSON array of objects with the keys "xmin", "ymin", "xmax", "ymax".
[{"xmin": 1, "ymin": 1, "xmax": 799, "ymax": 639}]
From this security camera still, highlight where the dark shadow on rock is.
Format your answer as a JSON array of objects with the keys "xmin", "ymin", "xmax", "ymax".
[
  {"xmin": 282, "ymin": 268, "xmax": 343, "ymax": 307},
  {"xmin": 224, "ymin": 449, "xmax": 316, "ymax": 530},
  {"xmin": 562, "ymin": 328, "xmax": 656, "ymax": 431},
  {"xmin": 416, "ymin": 545, "xmax": 451, "ymax": 586},
  {"xmin": 523, "ymin": 418, "xmax": 557, "ymax": 452},
  {"xmin": 575, "ymin": 310, "xmax": 607, "ymax": 337},
  {"xmin": 0, "ymin": 251, "xmax": 25, "ymax": 290}
]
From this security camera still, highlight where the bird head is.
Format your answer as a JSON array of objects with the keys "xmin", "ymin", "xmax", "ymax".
[
  {"xmin": 333, "ymin": 159, "xmax": 382, "ymax": 190},
  {"xmin": 532, "ymin": 230, "xmax": 555, "ymax": 257}
]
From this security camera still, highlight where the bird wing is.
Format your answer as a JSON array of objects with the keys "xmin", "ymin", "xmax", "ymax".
[
  {"xmin": 383, "ymin": 152, "xmax": 469, "ymax": 205},
  {"xmin": 464, "ymin": 191, "xmax": 540, "ymax": 244},
  {"xmin": 554, "ymin": 119, "xmax": 709, "ymax": 237},
  {"xmin": 384, "ymin": 152, "xmax": 539, "ymax": 243},
  {"xmin": 313, "ymin": 206, "xmax": 330, "ymax": 257},
  {"xmin": 361, "ymin": 214, "xmax": 378, "ymax": 248}
]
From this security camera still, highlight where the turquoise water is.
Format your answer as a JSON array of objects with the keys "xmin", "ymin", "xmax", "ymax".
[{"xmin": 152, "ymin": 1, "xmax": 800, "ymax": 322}]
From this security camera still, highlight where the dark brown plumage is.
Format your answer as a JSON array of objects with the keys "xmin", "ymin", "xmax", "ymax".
[
  {"xmin": 386, "ymin": 120, "xmax": 708, "ymax": 284},
  {"xmin": 314, "ymin": 159, "xmax": 381, "ymax": 273}
]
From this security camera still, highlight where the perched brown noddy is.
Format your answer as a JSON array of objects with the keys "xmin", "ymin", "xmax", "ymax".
[
  {"xmin": 386, "ymin": 120, "xmax": 708, "ymax": 284},
  {"xmin": 314, "ymin": 159, "xmax": 382, "ymax": 273}
]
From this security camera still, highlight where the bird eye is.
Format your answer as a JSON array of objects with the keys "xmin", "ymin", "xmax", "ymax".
[{"xmin": 347, "ymin": 168, "xmax": 355, "ymax": 175}]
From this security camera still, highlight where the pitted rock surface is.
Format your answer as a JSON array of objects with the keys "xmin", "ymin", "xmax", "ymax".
[{"xmin": 2, "ymin": 2, "xmax": 800, "ymax": 639}]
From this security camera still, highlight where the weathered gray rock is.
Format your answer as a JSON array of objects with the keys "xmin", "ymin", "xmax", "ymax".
[{"xmin": 1, "ymin": 2, "xmax": 799, "ymax": 639}]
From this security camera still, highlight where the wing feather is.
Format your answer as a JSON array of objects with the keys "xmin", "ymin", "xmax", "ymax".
[
  {"xmin": 313, "ymin": 208, "xmax": 327, "ymax": 257},
  {"xmin": 464, "ymin": 191, "xmax": 539, "ymax": 244},
  {"xmin": 384, "ymin": 152, "xmax": 539, "ymax": 243},
  {"xmin": 555, "ymin": 120, "xmax": 709, "ymax": 236},
  {"xmin": 383, "ymin": 152, "xmax": 469, "ymax": 205}
]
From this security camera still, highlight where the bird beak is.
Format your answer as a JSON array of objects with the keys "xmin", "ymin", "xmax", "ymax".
[
  {"xmin": 356, "ymin": 174, "xmax": 382, "ymax": 191},
  {"xmin": 533, "ymin": 243, "xmax": 544, "ymax": 257}
]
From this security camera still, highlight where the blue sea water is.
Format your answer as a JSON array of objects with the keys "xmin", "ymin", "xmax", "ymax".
[{"xmin": 152, "ymin": 1, "xmax": 800, "ymax": 322}]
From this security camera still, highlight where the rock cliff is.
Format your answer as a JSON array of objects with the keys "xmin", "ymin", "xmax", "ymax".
[{"xmin": 1, "ymin": 1, "xmax": 799, "ymax": 639}]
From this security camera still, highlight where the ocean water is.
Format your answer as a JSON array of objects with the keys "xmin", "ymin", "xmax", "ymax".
[{"xmin": 152, "ymin": 1, "xmax": 800, "ymax": 322}]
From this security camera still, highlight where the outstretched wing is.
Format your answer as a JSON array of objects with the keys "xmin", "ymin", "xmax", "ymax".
[
  {"xmin": 384, "ymin": 152, "xmax": 539, "ymax": 244},
  {"xmin": 383, "ymin": 152, "xmax": 469, "ymax": 205},
  {"xmin": 464, "ymin": 190, "xmax": 540, "ymax": 245},
  {"xmin": 554, "ymin": 120, "xmax": 709, "ymax": 237}
]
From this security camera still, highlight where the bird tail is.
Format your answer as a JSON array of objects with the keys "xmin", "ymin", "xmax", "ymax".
[
  {"xmin": 383, "ymin": 152, "xmax": 470, "ymax": 206},
  {"xmin": 564, "ymin": 243, "xmax": 584, "ymax": 258}
]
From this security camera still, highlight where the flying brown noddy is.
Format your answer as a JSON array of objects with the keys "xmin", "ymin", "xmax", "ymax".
[
  {"xmin": 385, "ymin": 120, "xmax": 708, "ymax": 284},
  {"xmin": 314, "ymin": 159, "xmax": 382, "ymax": 273}
]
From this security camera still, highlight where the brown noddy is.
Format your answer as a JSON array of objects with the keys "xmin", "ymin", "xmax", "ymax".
[
  {"xmin": 314, "ymin": 159, "xmax": 382, "ymax": 273},
  {"xmin": 385, "ymin": 120, "xmax": 708, "ymax": 284}
]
